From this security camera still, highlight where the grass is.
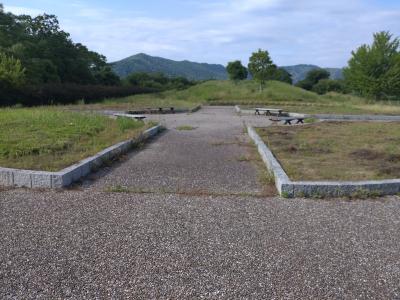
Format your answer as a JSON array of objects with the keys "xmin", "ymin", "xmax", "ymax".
[
  {"xmin": 256, "ymin": 122, "xmax": 400, "ymax": 181},
  {"xmin": 176, "ymin": 125, "xmax": 196, "ymax": 131},
  {"xmin": 0, "ymin": 108, "xmax": 148, "ymax": 171},
  {"xmin": 64, "ymin": 80, "xmax": 400, "ymax": 115}
]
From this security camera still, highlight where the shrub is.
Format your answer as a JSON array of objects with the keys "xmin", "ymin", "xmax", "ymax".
[
  {"xmin": 312, "ymin": 79, "xmax": 346, "ymax": 95},
  {"xmin": 0, "ymin": 84, "xmax": 155, "ymax": 107}
]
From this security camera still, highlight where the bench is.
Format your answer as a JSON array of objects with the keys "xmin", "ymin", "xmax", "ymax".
[
  {"xmin": 114, "ymin": 113, "xmax": 147, "ymax": 121},
  {"xmin": 269, "ymin": 117, "xmax": 304, "ymax": 125},
  {"xmin": 255, "ymin": 108, "xmax": 284, "ymax": 116}
]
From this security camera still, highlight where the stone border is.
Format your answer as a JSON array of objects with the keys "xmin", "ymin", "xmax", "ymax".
[
  {"xmin": 289, "ymin": 113, "xmax": 400, "ymax": 121},
  {"xmin": 0, "ymin": 125, "xmax": 163, "ymax": 189},
  {"xmin": 248, "ymin": 126, "xmax": 400, "ymax": 198}
]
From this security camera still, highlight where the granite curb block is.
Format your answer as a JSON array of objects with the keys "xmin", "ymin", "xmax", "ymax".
[
  {"xmin": 247, "ymin": 125, "xmax": 400, "ymax": 198},
  {"xmin": 235, "ymin": 105, "xmax": 241, "ymax": 114},
  {"xmin": 289, "ymin": 113, "xmax": 400, "ymax": 121},
  {"xmin": 0, "ymin": 125, "xmax": 163, "ymax": 189}
]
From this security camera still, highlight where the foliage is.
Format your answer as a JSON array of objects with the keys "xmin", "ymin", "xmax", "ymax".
[
  {"xmin": 0, "ymin": 83, "xmax": 154, "ymax": 106},
  {"xmin": 343, "ymin": 31, "xmax": 400, "ymax": 100},
  {"xmin": 0, "ymin": 52, "xmax": 25, "ymax": 88},
  {"xmin": 312, "ymin": 79, "xmax": 346, "ymax": 95},
  {"xmin": 296, "ymin": 69, "xmax": 330, "ymax": 91},
  {"xmin": 273, "ymin": 68, "xmax": 293, "ymax": 84},
  {"xmin": 248, "ymin": 49, "xmax": 276, "ymax": 90},
  {"xmin": 125, "ymin": 72, "xmax": 195, "ymax": 91},
  {"xmin": 226, "ymin": 60, "xmax": 248, "ymax": 82}
]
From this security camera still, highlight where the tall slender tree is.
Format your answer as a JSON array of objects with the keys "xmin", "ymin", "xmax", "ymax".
[{"xmin": 248, "ymin": 49, "xmax": 276, "ymax": 91}]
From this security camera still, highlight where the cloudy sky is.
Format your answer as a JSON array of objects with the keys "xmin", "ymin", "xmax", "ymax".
[{"xmin": 4, "ymin": 0, "xmax": 400, "ymax": 67}]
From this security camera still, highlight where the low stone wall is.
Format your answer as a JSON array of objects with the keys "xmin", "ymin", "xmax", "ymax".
[
  {"xmin": 247, "ymin": 126, "xmax": 400, "ymax": 198},
  {"xmin": 0, "ymin": 125, "xmax": 163, "ymax": 189}
]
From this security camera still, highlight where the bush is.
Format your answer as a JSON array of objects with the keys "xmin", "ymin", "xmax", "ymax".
[
  {"xmin": 0, "ymin": 84, "xmax": 155, "ymax": 107},
  {"xmin": 312, "ymin": 79, "xmax": 346, "ymax": 95},
  {"xmin": 126, "ymin": 72, "xmax": 195, "ymax": 91}
]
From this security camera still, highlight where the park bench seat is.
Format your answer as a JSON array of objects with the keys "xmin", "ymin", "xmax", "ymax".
[
  {"xmin": 255, "ymin": 108, "xmax": 284, "ymax": 116},
  {"xmin": 269, "ymin": 116, "xmax": 304, "ymax": 125}
]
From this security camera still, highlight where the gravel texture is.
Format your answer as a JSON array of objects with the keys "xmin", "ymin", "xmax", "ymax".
[
  {"xmin": 1, "ymin": 189, "xmax": 400, "ymax": 299},
  {"xmin": 1, "ymin": 107, "xmax": 400, "ymax": 299},
  {"xmin": 85, "ymin": 106, "xmax": 270, "ymax": 195}
]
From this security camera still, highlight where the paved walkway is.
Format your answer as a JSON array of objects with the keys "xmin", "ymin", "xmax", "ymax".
[
  {"xmin": 1, "ymin": 107, "xmax": 400, "ymax": 299},
  {"xmin": 85, "ymin": 106, "xmax": 272, "ymax": 195}
]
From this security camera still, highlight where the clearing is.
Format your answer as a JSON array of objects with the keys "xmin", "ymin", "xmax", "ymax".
[{"xmin": 257, "ymin": 121, "xmax": 400, "ymax": 181}]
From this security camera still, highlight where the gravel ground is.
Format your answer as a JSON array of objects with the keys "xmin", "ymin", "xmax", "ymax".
[
  {"xmin": 84, "ymin": 106, "xmax": 271, "ymax": 195},
  {"xmin": 1, "ymin": 189, "xmax": 399, "ymax": 299},
  {"xmin": 1, "ymin": 107, "xmax": 400, "ymax": 299}
]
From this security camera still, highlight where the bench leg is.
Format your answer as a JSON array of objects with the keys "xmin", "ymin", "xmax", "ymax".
[
  {"xmin": 284, "ymin": 120, "xmax": 292, "ymax": 125},
  {"xmin": 297, "ymin": 119, "xmax": 304, "ymax": 124}
]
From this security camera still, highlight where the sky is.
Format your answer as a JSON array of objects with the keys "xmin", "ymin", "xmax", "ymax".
[{"xmin": 4, "ymin": 0, "xmax": 400, "ymax": 67}]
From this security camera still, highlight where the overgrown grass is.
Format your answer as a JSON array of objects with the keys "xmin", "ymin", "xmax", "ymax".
[
  {"xmin": 0, "ymin": 108, "xmax": 148, "ymax": 171},
  {"xmin": 176, "ymin": 125, "xmax": 196, "ymax": 131},
  {"xmin": 69, "ymin": 80, "xmax": 400, "ymax": 115},
  {"xmin": 256, "ymin": 122, "xmax": 400, "ymax": 181}
]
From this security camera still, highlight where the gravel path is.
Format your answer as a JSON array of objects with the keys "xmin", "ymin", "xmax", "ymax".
[
  {"xmin": 1, "ymin": 107, "xmax": 400, "ymax": 299},
  {"xmin": 1, "ymin": 189, "xmax": 399, "ymax": 299},
  {"xmin": 85, "ymin": 106, "xmax": 271, "ymax": 195}
]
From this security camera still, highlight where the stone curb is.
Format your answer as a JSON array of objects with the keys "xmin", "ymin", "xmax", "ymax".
[
  {"xmin": 247, "ymin": 126, "xmax": 400, "ymax": 198},
  {"xmin": 289, "ymin": 113, "xmax": 400, "ymax": 121},
  {"xmin": 0, "ymin": 125, "xmax": 163, "ymax": 189}
]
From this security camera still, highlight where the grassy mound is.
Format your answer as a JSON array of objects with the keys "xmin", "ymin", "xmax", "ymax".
[
  {"xmin": 75, "ymin": 80, "xmax": 400, "ymax": 115},
  {"xmin": 0, "ymin": 108, "xmax": 147, "ymax": 171}
]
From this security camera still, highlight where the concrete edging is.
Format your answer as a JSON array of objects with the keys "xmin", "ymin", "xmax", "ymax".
[
  {"xmin": 0, "ymin": 125, "xmax": 163, "ymax": 189},
  {"xmin": 288, "ymin": 113, "xmax": 400, "ymax": 121},
  {"xmin": 247, "ymin": 126, "xmax": 400, "ymax": 198}
]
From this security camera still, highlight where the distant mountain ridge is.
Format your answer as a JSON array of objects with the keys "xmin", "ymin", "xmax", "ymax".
[
  {"xmin": 111, "ymin": 54, "xmax": 343, "ymax": 83},
  {"xmin": 111, "ymin": 53, "xmax": 228, "ymax": 80},
  {"xmin": 281, "ymin": 64, "xmax": 343, "ymax": 83}
]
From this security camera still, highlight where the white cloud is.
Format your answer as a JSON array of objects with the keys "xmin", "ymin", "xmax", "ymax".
[
  {"xmin": 4, "ymin": 1, "xmax": 400, "ymax": 67},
  {"xmin": 4, "ymin": 5, "xmax": 44, "ymax": 16}
]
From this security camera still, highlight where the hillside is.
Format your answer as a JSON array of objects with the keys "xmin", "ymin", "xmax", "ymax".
[
  {"xmin": 111, "ymin": 54, "xmax": 343, "ymax": 83},
  {"xmin": 282, "ymin": 64, "xmax": 343, "ymax": 83},
  {"xmin": 111, "ymin": 53, "xmax": 228, "ymax": 80}
]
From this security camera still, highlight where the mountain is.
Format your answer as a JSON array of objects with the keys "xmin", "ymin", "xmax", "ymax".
[
  {"xmin": 281, "ymin": 64, "xmax": 343, "ymax": 83},
  {"xmin": 111, "ymin": 54, "xmax": 343, "ymax": 83},
  {"xmin": 111, "ymin": 53, "xmax": 228, "ymax": 80}
]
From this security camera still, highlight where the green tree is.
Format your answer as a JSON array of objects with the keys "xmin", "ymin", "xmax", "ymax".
[
  {"xmin": 296, "ymin": 69, "xmax": 330, "ymax": 91},
  {"xmin": 0, "ymin": 52, "xmax": 25, "ymax": 88},
  {"xmin": 312, "ymin": 79, "xmax": 346, "ymax": 95},
  {"xmin": 343, "ymin": 31, "xmax": 400, "ymax": 100},
  {"xmin": 248, "ymin": 49, "xmax": 276, "ymax": 91},
  {"xmin": 226, "ymin": 60, "xmax": 248, "ymax": 83},
  {"xmin": 273, "ymin": 68, "xmax": 293, "ymax": 84}
]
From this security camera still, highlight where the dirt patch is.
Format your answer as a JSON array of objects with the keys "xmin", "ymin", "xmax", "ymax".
[{"xmin": 349, "ymin": 149, "xmax": 383, "ymax": 160}]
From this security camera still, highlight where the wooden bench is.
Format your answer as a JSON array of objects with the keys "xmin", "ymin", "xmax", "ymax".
[
  {"xmin": 270, "ymin": 117, "xmax": 304, "ymax": 125},
  {"xmin": 255, "ymin": 108, "xmax": 284, "ymax": 116},
  {"xmin": 114, "ymin": 113, "xmax": 147, "ymax": 121}
]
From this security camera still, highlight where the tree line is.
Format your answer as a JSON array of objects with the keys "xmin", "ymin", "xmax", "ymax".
[
  {"xmin": 227, "ymin": 31, "xmax": 400, "ymax": 100},
  {"xmin": 0, "ymin": 5, "xmax": 192, "ymax": 106}
]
